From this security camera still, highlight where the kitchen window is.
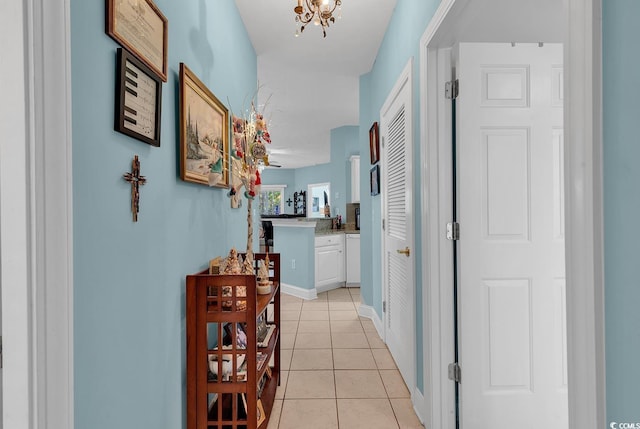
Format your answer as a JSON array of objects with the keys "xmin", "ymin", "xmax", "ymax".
[{"xmin": 259, "ymin": 185, "xmax": 286, "ymax": 216}]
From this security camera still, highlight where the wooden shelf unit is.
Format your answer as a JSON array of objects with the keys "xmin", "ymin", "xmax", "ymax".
[{"xmin": 187, "ymin": 253, "xmax": 281, "ymax": 429}]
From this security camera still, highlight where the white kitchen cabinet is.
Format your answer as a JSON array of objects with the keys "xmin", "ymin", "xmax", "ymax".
[
  {"xmin": 350, "ymin": 155, "xmax": 360, "ymax": 203},
  {"xmin": 315, "ymin": 234, "xmax": 345, "ymax": 291},
  {"xmin": 345, "ymin": 234, "xmax": 360, "ymax": 285}
]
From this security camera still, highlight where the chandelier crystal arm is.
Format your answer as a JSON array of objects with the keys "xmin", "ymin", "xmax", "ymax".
[
  {"xmin": 294, "ymin": 0, "xmax": 342, "ymax": 37},
  {"xmin": 297, "ymin": 13, "xmax": 314, "ymax": 25}
]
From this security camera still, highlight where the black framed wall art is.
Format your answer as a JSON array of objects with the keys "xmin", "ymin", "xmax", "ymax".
[
  {"xmin": 370, "ymin": 164, "xmax": 380, "ymax": 196},
  {"xmin": 115, "ymin": 48, "xmax": 162, "ymax": 147}
]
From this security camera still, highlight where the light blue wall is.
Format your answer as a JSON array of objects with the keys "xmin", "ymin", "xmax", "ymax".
[
  {"xmin": 330, "ymin": 126, "xmax": 360, "ymax": 219},
  {"xmin": 265, "ymin": 126, "xmax": 360, "ymax": 221},
  {"xmin": 359, "ymin": 74, "xmax": 375, "ymax": 310},
  {"xmin": 603, "ymin": 0, "xmax": 640, "ymax": 421},
  {"xmin": 71, "ymin": 0, "xmax": 256, "ymax": 427},
  {"xmin": 358, "ymin": 0, "xmax": 440, "ymax": 394},
  {"xmin": 273, "ymin": 225, "xmax": 315, "ymax": 290}
]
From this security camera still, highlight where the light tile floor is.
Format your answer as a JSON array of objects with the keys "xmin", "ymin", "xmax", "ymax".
[{"xmin": 268, "ymin": 288, "xmax": 424, "ymax": 429}]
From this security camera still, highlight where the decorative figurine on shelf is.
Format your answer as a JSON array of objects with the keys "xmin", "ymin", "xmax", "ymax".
[
  {"xmin": 256, "ymin": 255, "xmax": 272, "ymax": 295},
  {"xmin": 222, "ymin": 247, "xmax": 243, "ymax": 275},
  {"xmin": 221, "ymin": 247, "xmax": 247, "ymax": 311}
]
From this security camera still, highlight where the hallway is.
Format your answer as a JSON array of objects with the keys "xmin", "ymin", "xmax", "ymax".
[{"xmin": 268, "ymin": 288, "xmax": 424, "ymax": 429}]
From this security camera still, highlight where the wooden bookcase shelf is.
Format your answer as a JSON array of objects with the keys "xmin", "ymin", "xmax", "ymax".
[{"xmin": 187, "ymin": 253, "xmax": 281, "ymax": 429}]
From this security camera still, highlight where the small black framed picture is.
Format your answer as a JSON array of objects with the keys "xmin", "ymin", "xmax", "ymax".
[
  {"xmin": 370, "ymin": 164, "xmax": 380, "ymax": 196},
  {"xmin": 115, "ymin": 48, "xmax": 162, "ymax": 147}
]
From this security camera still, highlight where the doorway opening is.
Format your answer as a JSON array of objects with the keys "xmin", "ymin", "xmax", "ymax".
[{"xmin": 419, "ymin": 0, "xmax": 605, "ymax": 428}]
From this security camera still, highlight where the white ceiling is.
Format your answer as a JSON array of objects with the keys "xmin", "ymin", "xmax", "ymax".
[
  {"xmin": 234, "ymin": 0, "xmax": 397, "ymax": 169},
  {"xmin": 234, "ymin": 0, "xmax": 563, "ymax": 169}
]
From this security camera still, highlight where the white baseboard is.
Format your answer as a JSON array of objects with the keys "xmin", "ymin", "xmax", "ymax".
[
  {"xmin": 357, "ymin": 302, "xmax": 375, "ymax": 319},
  {"xmin": 357, "ymin": 303, "xmax": 384, "ymax": 339},
  {"xmin": 281, "ymin": 283, "xmax": 317, "ymax": 300},
  {"xmin": 412, "ymin": 387, "xmax": 426, "ymax": 425}
]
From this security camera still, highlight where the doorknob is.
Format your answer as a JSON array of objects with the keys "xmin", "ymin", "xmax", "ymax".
[{"xmin": 396, "ymin": 247, "xmax": 410, "ymax": 257}]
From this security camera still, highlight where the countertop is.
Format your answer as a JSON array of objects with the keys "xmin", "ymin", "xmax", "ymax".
[
  {"xmin": 260, "ymin": 214, "xmax": 306, "ymax": 219},
  {"xmin": 315, "ymin": 229, "xmax": 360, "ymax": 236}
]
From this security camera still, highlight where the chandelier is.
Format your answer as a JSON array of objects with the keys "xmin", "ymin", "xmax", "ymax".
[{"xmin": 294, "ymin": 0, "xmax": 342, "ymax": 38}]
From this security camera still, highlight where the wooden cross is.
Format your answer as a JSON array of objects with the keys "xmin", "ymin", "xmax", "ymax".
[
  {"xmin": 123, "ymin": 155, "xmax": 146, "ymax": 222},
  {"xmin": 286, "ymin": 198, "xmax": 293, "ymax": 207}
]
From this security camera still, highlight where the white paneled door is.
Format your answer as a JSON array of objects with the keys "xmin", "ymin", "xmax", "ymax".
[
  {"xmin": 381, "ymin": 60, "xmax": 415, "ymax": 391},
  {"xmin": 456, "ymin": 43, "xmax": 567, "ymax": 428}
]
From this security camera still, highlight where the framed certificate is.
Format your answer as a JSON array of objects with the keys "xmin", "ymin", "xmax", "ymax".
[
  {"xmin": 106, "ymin": 0, "xmax": 168, "ymax": 82},
  {"xmin": 115, "ymin": 48, "xmax": 162, "ymax": 147}
]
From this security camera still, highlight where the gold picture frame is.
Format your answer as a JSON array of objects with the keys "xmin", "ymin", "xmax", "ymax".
[
  {"xmin": 179, "ymin": 63, "xmax": 229, "ymax": 188},
  {"xmin": 106, "ymin": 0, "xmax": 168, "ymax": 82}
]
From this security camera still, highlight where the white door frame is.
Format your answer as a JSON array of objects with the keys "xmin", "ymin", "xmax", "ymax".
[
  {"xmin": 419, "ymin": 0, "xmax": 605, "ymax": 428},
  {"xmin": 0, "ymin": 0, "xmax": 74, "ymax": 428},
  {"xmin": 380, "ymin": 58, "xmax": 417, "ymax": 398}
]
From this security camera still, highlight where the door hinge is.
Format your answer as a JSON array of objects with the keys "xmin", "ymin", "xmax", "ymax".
[
  {"xmin": 446, "ymin": 222, "xmax": 460, "ymax": 240},
  {"xmin": 448, "ymin": 362, "xmax": 461, "ymax": 383},
  {"xmin": 1, "ymin": 335, "xmax": 3, "ymax": 369},
  {"xmin": 445, "ymin": 79, "xmax": 459, "ymax": 99},
  {"xmin": 382, "ymin": 219, "xmax": 385, "ymax": 230},
  {"xmin": 383, "ymin": 301, "xmax": 386, "ymax": 313}
]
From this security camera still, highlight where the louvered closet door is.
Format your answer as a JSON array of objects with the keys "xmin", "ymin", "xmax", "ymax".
[{"xmin": 381, "ymin": 65, "xmax": 414, "ymax": 389}]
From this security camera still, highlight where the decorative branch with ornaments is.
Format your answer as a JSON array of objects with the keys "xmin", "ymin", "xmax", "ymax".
[{"xmin": 226, "ymin": 97, "xmax": 272, "ymax": 209}]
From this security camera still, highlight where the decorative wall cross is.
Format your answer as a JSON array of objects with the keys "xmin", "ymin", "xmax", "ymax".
[
  {"xmin": 123, "ymin": 155, "xmax": 146, "ymax": 222},
  {"xmin": 286, "ymin": 198, "xmax": 293, "ymax": 207}
]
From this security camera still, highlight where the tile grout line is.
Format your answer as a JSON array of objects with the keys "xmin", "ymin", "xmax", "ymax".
[
  {"xmin": 280, "ymin": 290, "xmax": 409, "ymax": 429},
  {"xmin": 328, "ymin": 302, "xmax": 341, "ymax": 428}
]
